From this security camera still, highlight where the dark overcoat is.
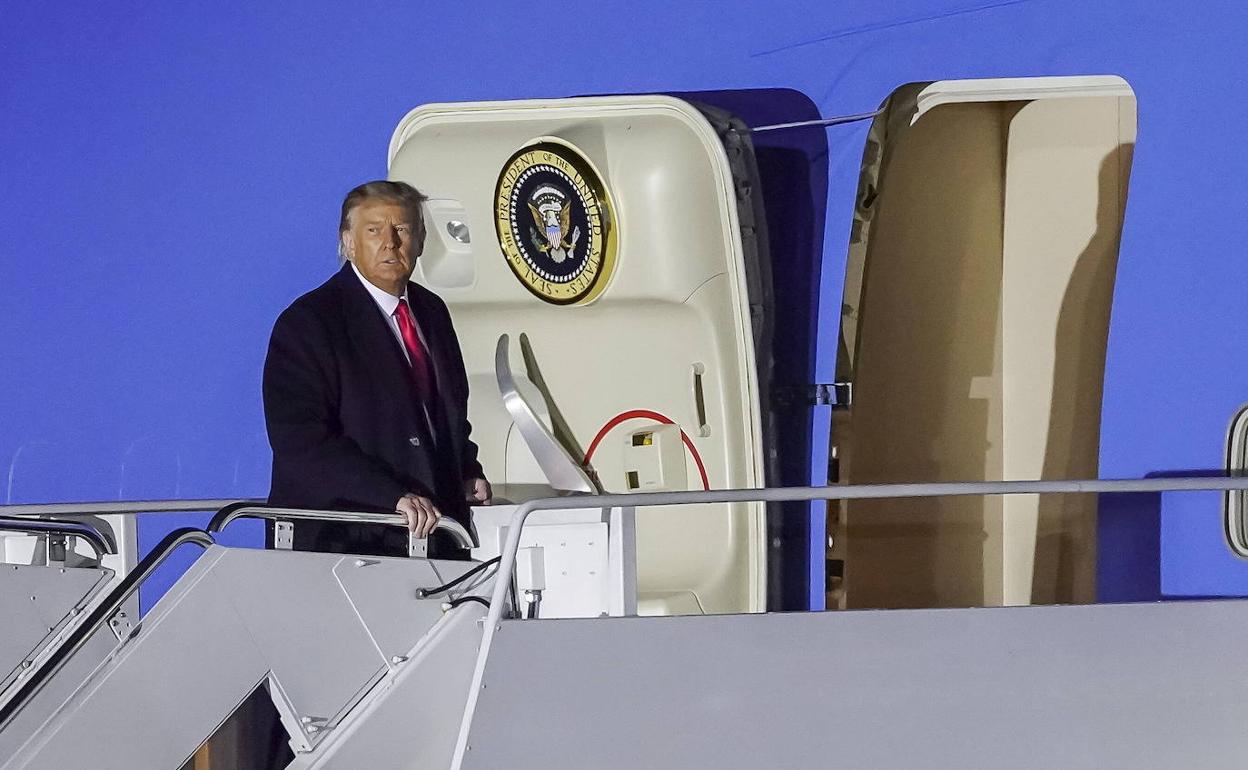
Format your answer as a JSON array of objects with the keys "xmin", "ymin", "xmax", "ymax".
[{"xmin": 263, "ymin": 263, "xmax": 483, "ymax": 553}]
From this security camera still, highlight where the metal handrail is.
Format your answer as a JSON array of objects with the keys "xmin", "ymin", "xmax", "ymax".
[
  {"xmin": 0, "ymin": 527, "xmax": 215, "ymax": 734},
  {"xmin": 6, "ymin": 479, "xmax": 1248, "ymax": 752},
  {"xmin": 0, "ymin": 500, "xmax": 478, "ymax": 549},
  {"xmin": 0, "ymin": 500, "xmax": 479, "ymax": 735},
  {"xmin": 0, "ymin": 517, "xmax": 115, "ymax": 561},
  {"xmin": 207, "ymin": 503, "xmax": 478, "ymax": 550},
  {"xmin": 0, "ymin": 499, "xmax": 259, "ymax": 518},
  {"xmin": 448, "ymin": 475, "xmax": 1248, "ymax": 765}
]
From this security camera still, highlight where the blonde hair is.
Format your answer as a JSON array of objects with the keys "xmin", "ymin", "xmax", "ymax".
[{"xmin": 337, "ymin": 180, "xmax": 428, "ymax": 259}]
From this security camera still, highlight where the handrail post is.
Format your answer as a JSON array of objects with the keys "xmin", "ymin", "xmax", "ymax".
[{"xmin": 452, "ymin": 498, "xmax": 541, "ymax": 766}]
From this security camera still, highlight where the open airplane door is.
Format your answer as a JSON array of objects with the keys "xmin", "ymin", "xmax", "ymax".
[
  {"xmin": 388, "ymin": 96, "xmax": 768, "ymax": 614},
  {"xmin": 831, "ymin": 76, "xmax": 1136, "ymax": 610}
]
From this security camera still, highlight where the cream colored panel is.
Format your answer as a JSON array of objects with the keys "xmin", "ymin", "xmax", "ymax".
[
  {"xmin": 912, "ymin": 75, "xmax": 1134, "ymax": 123},
  {"xmin": 392, "ymin": 100, "xmax": 749, "ymax": 306},
  {"xmin": 389, "ymin": 97, "xmax": 765, "ymax": 614},
  {"xmin": 999, "ymin": 95, "xmax": 1135, "ymax": 605}
]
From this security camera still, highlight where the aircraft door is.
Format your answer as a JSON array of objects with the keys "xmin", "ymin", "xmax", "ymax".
[
  {"xmin": 388, "ymin": 96, "xmax": 767, "ymax": 614},
  {"xmin": 831, "ymin": 77, "xmax": 1136, "ymax": 610}
]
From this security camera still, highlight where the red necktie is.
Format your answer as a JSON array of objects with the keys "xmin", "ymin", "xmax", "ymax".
[{"xmin": 394, "ymin": 299, "xmax": 435, "ymax": 403}]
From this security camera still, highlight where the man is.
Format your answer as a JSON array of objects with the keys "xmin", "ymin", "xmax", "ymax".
[{"xmin": 263, "ymin": 180, "xmax": 491, "ymax": 556}]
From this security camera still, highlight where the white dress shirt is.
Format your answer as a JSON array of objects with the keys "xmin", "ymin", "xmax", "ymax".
[{"xmin": 351, "ymin": 262, "xmax": 431, "ymax": 365}]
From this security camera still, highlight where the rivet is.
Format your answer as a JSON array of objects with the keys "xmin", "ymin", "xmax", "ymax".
[
  {"xmin": 307, "ymin": 725, "xmax": 320, "ymax": 734},
  {"xmin": 391, "ymin": 655, "xmax": 408, "ymax": 664},
  {"xmin": 300, "ymin": 716, "xmax": 312, "ymax": 724},
  {"xmin": 354, "ymin": 559, "xmax": 367, "ymax": 568}
]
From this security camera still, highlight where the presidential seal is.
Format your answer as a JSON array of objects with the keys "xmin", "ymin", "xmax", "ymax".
[{"xmin": 494, "ymin": 141, "xmax": 617, "ymax": 305}]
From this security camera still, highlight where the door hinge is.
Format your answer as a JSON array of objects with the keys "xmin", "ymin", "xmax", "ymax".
[{"xmin": 773, "ymin": 383, "xmax": 852, "ymax": 409}]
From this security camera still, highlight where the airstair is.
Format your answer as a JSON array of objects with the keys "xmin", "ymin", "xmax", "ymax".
[{"xmin": 4, "ymin": 478, "xmax": 1248, "ymax": 769}]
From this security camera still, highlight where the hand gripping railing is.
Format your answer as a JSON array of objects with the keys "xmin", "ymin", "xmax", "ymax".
[
  {"xmin": 449, "ymin": 475, "xmax": 1248, "ymax": 766},
  {"xmin": 0, "ymin": 516, "xmax": 116, "ymax": 562},
  {"xmin": 207, "ymin": 503, "xmax": 478, "ymax": 554},
  {"xmin": 0, "ymin": 527, "xmax": 215, "ymax": 735}
]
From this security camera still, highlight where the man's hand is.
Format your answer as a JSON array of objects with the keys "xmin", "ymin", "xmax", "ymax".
[
  {"xmin": 396, "ymin": 493, "xmax": 441, "ymax": 537},
  {"xmin": 464, "ymin": 477, "xmax": 493, "ymax": 506}
]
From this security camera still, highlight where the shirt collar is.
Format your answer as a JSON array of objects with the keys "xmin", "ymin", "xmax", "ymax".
[{"xmin": 351, "ymin": 261, "xmax": 408, "ymax": 316}]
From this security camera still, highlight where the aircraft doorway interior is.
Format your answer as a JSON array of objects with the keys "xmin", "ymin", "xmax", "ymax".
[{"xmin": 830, "ymin": 76, "xmax": 1137, "ymax": 610}]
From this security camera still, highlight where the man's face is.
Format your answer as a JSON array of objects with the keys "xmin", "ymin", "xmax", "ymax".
[{"xmin": 343, "ymin": 199, "xmax": 422, "ymax": 295}]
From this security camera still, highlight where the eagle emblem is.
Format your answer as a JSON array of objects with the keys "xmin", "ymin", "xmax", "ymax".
[
  {"xmin": 494, "ymin": 141, "xmax": 617, "ymax": 305},
  {"xmin": 527, "ymin": 184, "xmax": 582, "ymax": 264}
]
